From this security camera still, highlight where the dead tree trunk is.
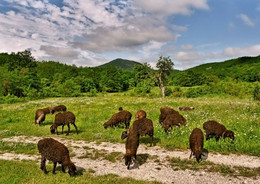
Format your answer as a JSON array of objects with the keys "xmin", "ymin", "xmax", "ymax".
[{"xmin": 158, "ymin": 71, "xmax": 165, "ymax": 98}]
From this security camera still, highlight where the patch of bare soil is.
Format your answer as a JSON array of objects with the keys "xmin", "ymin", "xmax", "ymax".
[{"xmin": 1, "ymin": 136, "xmax": 260, "ymax": 184}]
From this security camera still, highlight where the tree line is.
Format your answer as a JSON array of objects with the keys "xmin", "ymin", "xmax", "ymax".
[{"xmin": 0, "ymin": 50, "xmax": 259, "ymax": 101}]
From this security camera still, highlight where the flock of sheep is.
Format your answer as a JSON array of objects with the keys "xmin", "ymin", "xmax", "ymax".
[{"xmin": 35, "ymin": 104, "xmax": 235, "ymax": 176}]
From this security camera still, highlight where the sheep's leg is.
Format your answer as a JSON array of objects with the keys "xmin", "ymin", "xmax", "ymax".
[
  {"xmin": 66, "ymin": 124, "xmax": 70, "ymax": 136},
  {"xmin": 62, "ymin": 125, "xmax": 65, "ymax": 134},
  {"xmin": 40, "ymin": 156, "xmax": 48, "ymax": 174},
  {"xmin": 216, "ymin": 136, "xmax": 220, "ymax": 141},
  {"xmin": 72, "ymin": 123, "xmax": 78, "ymax": 134},
  {"xmin": 61, "ymin": 165, "xmax": 65, "ymax": 173},
  {"xmin": 150, "ymin": 135, "xmax": 153, "ymax": 147},
  {"xmin": 189, "ymin": 151, "xmax": 193, "ymax": 159},
  {"xmin": 52, "ymin": 162, "xmax": 57, "ymax": 174},
  {"xmin": 206, "ymin": 133, "xmax": 209, "ymax": 140}
]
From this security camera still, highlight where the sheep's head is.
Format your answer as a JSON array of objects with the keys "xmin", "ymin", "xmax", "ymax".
[
  {"xmin": 162, "ymin": 123, "xmax": 170, "ymax": 133},
  {"xmin": 224, "ymin": 130, "xmax": 235, "ymax": 140},
  {"xmin": 103, "ymin": 122, "xmax": 108, "ymax": 129},
  {"xmin": 194, "ymin": 151, "xmax": 202, "ymax": 163},
  {"xmin": 118, "ymin": 107, "xmax": 123, "ymax": 111},
  {"xmin": 121, "ymin": 130, "xmax": 129, "ymax": 140},
  {"xmin": 180, "ymin": 116, "xmax": 187, "ymax": 126},
  {"xmin": 50, "ymin": 124, "xmax": 56, "ymax": 134},
  {"xmin": 68, "ymin": 163, "xmax": 77, "ymax": 177}
]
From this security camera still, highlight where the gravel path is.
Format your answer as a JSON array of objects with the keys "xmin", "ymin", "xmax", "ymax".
[{"xmin": 1, "ymin": 136, "xmax": 260, "ymax": 184}]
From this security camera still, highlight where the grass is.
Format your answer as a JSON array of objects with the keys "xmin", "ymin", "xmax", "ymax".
[
  {"xmin": 167, "ymin": 157, "xmax": 260, "ymax": 178},
  {"xmin": 78, "ymin": 146, "xmax": 123, "ymax": 163},
  {"xmin": 1, "ymin": 93, "xmax": 259, "ymax": 156},
  {"xmin": 0, "ymin": 160, "xmax": 160, "ymax": 184},
  {"xmin": 0, "ymin": 93, "xmax": 259, "ymax": 182},
  {"xmin": 0, "ymin": 141, "xmax": 38, "ymax": 155}
]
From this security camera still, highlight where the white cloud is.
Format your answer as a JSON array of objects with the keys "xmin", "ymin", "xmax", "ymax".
[
  {"xmin": 172, "ymin": 44, "xmax": 260, "ymax": 70},
  {"xmin": 238, "ymin": 14, "xmax": 255, "ymax": 27},
  {"xmin": 134, "ymin": 0, "xmax": 209, "ymax": 16},
  {"xmin": 181, "ymin": 44, "xmax": 193, "ymax": 50}
]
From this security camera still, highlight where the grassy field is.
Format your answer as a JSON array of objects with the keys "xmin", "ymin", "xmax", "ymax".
[
  {"xmin": 0, "ymin": 160, "xmax": 160, "ymax": 184},
  {"xmin": 0, "ymin": 92, "xmax": 259, "ymax": 156}
]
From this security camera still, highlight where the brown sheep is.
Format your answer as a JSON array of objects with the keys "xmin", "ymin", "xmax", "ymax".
[
  {"xmin": 50, "ymin": 111, "xmax": 78, "ymax": 136},
  {"xmin": 103, "ymin": 110, "xmax": 132, "ymax": 129},
  {"xmin": 121, "ymin": 118, "xmax": 154, "ymax": 146},
  {"xmin": 162, "ymin": 113, "xmax": 187, "ymax": 133},
  {"xmin": 203, "ymin": 120, "xmax": 235, "ymax": 141},
  {"xmin": 52, "ymin": 105, "xmax": 67, "ymax": 114},
  {"xmin": 189, "ymin": 128, "xmax": 204, "ymax": 163},
  {"xmin": 159, "ymin": 106, "xmax": 179, "ymax": 125},
  {"xmin": 134, "ymin": 110, "xmax": 147, "ymax": 120},
  {"xmin": 124, "ymin": 126, "xmax": 140, "ymax": 170},
  {"xmin": 178, "ymin": 106, "xmax": 195, "ymax": 111},
  {"xmin": 37, "ymin": 138, "xmax": 76, "ymax": 176},
  {"xmin": 35, "ymin": 107, "xmax": 53, "ymax": 125}
]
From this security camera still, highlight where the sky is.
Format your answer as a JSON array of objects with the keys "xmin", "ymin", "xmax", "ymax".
[{"xmin": 0, "ymin": 0, "xmax": 260, "ymax": 70}]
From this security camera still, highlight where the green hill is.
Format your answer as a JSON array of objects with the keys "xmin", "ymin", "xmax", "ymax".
[
  {"xmin": 97, "ymin": 58, "xmax": 141, "ymax": 70},
  {"xmin": 173, "ymin": 55, "xmax": 260, "ymax": 85}
]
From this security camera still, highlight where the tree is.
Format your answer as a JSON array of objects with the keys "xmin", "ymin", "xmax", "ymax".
[{"xmin": 156, "ymin": 56, "xmax": 174, "ymax": 98}]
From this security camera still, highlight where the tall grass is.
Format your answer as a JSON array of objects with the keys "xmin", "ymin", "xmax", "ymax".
[{"xmin": 0, "ymin": 93, "xmax": 259, "ymax": 156}]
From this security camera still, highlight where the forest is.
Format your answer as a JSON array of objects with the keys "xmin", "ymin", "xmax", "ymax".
[{"xmin": 0, "ymin": 50, "xmax": 260, "ymax": 103}]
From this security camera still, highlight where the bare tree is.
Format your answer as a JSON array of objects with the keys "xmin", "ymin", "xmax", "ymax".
[{"xmin": 156, "ymin": 56, "xmax": 174, "ymax": 98}]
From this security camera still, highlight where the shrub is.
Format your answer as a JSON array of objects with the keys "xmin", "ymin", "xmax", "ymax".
[
  {"xmin": 135, "ymin": 80, "xmax": 153, "ymax": 94},
  {"xmin": 88, "ymin": 88, "xmax": 97, "ymax": 97},
  {"xmin": 253, "ymin": 83, "xmax": 260, "ymax": 101},
  {"xmin": 165, "ymin": 87, "xmax": 173, "ymax": 97}
]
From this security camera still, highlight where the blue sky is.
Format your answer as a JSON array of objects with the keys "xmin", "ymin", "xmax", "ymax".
[{"xmin": 0, "ymin": 0, "xmax": 260, "ymax": 70}]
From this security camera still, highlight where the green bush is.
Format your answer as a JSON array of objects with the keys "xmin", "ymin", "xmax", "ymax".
[
  {"xmin": 135, "ymin": 80, "xmax": 153, "ymax": 94},
  {"xmin": 165, "ymin": 87, "xmax": 173, "ymax": 97},
  {"xmin": 253, "ymin": 83, "xmax": 260, "ymax": 101}
]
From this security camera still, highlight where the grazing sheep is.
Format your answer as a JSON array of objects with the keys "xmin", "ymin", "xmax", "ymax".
[
  {"xmin": 159, "ymin": 106, "xmax": 179, "ymax": 125},
  {"xmin": 37, "ymin": 138, "xmax": 76, "ymax": 176},
  {"xmin": 134, "ymin": 110, "xmax": 147, "ymax": 120},
  {"xmin": 124, "ymin": 128, "xmax": 140, "ymax": 170},
  {"xmin": 203, "ymin": 120, "xmax": 235, "ymax": 141},
  {"xmin": 189, "ymin": 128, "xmax": 204, "ymax": 163},
  {"xmin": 121, "ymin": 118, "xmax": 154, "ymax": 146},
  {"xmin": 52, "ymin": 105, "xmax": 67, "ymax": 114},
  {"xmin": 50, "ymin": 111, "xmax": 78, "ymax": 136},
  {"xmin": 103, "ymin": 110, "xmax": 132, "ymax": 129},
  {"xmin": 161, "ymin": 113, "xmax": 187, "ymax": 133},
  {"xmin": 35, "ymin": 107, "xmax": 53, "ymax": 125},
  {"xmin": 179, "ymin": 106, "xmax": 195, "ymax": 111}
]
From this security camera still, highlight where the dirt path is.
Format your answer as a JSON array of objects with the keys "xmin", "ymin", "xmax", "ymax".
[{"xmin": 1, "ymin": 136, "xmax": 260, "ymax": 184}]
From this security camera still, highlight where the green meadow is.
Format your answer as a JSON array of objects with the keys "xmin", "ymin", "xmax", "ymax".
[{"xmin": 0, "ymin": 92, "xmax": 259, "ymax": 156}]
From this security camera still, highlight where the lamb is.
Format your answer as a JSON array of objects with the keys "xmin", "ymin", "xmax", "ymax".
[
  {"xmin": 124, "ymin": 125, "xmax": 140, "ymax": 170},
  {"xmin": 35, "ymin": 107, "xmax": 53, "ymax": 125},
  {"xmin": 189, "ymin": 128, "xmax": 204, "ymax": 163},
  {"xmin": 52, "ymin": 105, "xmax": 67, "ymax": 114},
  {"xmin": 103, "ymin": 110, "xmax": 132, "ymax": 129},
  {"xmin": 179, "ymin": 106, "xmax": 195, "ymax": 111},
  {"xmin": 134, "ymin": 110, "xmax": 147, "ymax": 120},
  {"xmin": 159, "ymin": 106, "xmax": 179, "ymax": 125},
  {"xmin": 203, "ymin": 120, "xmax": 235, "ymax": 141},
  {"xmin": 50, "ymin": 111, "xmax": 78, "ymax": 136},
  {"xmin": 121, "ymin": 117, "xmax": 154, "ymax": 146},
  {"xmin": 161, "ymin": 113, "xmax": 187, "ymax": 133},
  {"xmin": 37, "ymin": 138, "xmax": 76, "ymax": 176}
]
